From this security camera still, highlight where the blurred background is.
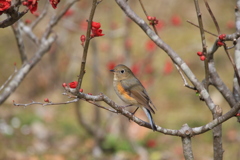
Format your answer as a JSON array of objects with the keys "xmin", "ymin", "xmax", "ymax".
[{"xmin": 0, "ymin": 0, "xmax": 239, "ymax": 159}]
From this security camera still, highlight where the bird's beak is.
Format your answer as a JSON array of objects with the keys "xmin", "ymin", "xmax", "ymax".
[{"xmin": 110, "ymin": 69, "xmax": 115, "ymax": 72}]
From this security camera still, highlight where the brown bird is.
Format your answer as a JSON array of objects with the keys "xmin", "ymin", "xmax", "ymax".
[{"xmin": 110, "ymin": 64, "xmax": 157, "ymax": 131}]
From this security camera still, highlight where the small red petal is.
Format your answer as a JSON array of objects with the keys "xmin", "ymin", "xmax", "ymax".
[
  {"xmin": 88, "ymin": 93, "xmax": 92, "ymax": 95},
  {"xmin": 79, "ymin": 88, "xmax": 83, "ymax": 92},
  {"xmin": 68, "ymin": 81, "xmax": 78, "ymax": 88}
]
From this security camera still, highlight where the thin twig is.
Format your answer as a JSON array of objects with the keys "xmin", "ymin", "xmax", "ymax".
[
  {"xmin": 175, "ymin": 64, "xmax": 196, "ymax": 90},
  {"xmin": 30, "ymin": 2, "xmax": 49, "ymax": 29},
  {"xmin": 0, "ymin": 65, "xmax": 17, "ymax": 92},
  {"xmin": 187, "ymin": 20, "xmax": 218, "ymax": 37},
  {"xmin": 76, "ymin": 0, "xmax": 98, "ymax": 91},
  {"xmin": 11, "ymin": 22, "xmax": 27, "ymax": 63},
  {"xmin": 203, "ymin": 0, "xmax": 220, "ymax": 34},
  {"xmin": 13, "ymin": 98, "xmax": 79, "ymax": 107},
  {"xmin": 138, "ymin": 0, "xmax": 159, "ymax": 36},
  {"xmin": 138, "ymin": 0, "xmax": 148, "ymax": 17},
  {"xmin": 223, "ymin": 44, "xmax": 240, "ymax": 86}
]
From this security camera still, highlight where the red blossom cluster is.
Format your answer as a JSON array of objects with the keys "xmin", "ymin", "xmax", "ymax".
[
  {"xmin": 22, "ymin": 0, "xmax": 38, "ymax": 14},
  {"xmin": 147, "ymin": 16, "xmax": 159, "ymax": 26},
  {"xmin": 49, "ymin": 0, "xmax": 60, "ymax": 9},
  {"xmin": 22, "ymin": 0, "xmax": 60, "ymax": 14},
  {"xmin": 62, "ymin": 81, "xmax": 84, "ymax": 93},
  {"xmin": 91, "ymin": 21, "xmax": 104, "ymax": 37},
  {"xmin": 196, "ymin": 51, "xmax": 206, "ymax": 61},
  {"xmin": 0, "ymin": 0, "xmax": 11, "ymax": 15},
  {"xmin": 217, "ymin": 34, "xmax": 226, "ymax": 47}
]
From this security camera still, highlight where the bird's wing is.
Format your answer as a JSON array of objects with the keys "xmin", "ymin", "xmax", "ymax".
[{"xmin": 121, "ymin": 79, "xmax": 156, "ymax": 114}]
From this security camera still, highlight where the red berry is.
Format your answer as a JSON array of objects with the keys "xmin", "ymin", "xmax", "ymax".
[
  {"xmin": 218, "ymin": 34, "xmax": 226, "ymax": 41},
  {"xmin": 62, "ymin": 83, "xmax": 67, "ymax": 88},
  {"xmin": 80, "ymin": 35, "xmax": 86, "ymax": 43},
  {"xmin": 197, "ymin": 51, "xmax": 203, "ymax": 56},
  {"xmin": 88, "ymin": 93, "xmax": 92, "ymax": 95},
  {"xmin": 147, "ymin": 16, "xmax": 152, "ymax": 21},
  {"xmin": 217, "ymin": 40, "xmax": 224, "ymax": 46},
  {"xmin": 44, "ymin": 98, "xmax": 50, "ymax": 102},
  {"xmin": 79, "ymin": 88, "xmax": 83, "ymax": 92},
  {"xmin": 200, "ymin": 56, "xmax": 206, "ymax": 61}
]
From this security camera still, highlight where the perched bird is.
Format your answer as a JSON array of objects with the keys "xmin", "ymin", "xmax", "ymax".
[{"xmin": 110, "ymin": 64, "xmax": 157, "ymax": 131}]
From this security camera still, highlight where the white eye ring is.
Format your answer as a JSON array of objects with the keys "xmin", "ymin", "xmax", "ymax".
[{"xmin": 120, "ymin": 69, "xmax": 125, "ymax": 74}]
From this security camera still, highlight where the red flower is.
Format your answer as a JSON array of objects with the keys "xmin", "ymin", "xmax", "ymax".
[
  {"xmin": 218, "ymin": 34, "xmax": 226, "ymax": 41},
  {"xmin": 68, "ymin": 81, "xmax": 78, "ymax": 88},
  {"xmin": 92, "ymin": 21, "xmax": 101, "ymax": 29},
  {"xmin": 49, "ymin": 0, "xmax": 60, "ymax": 9},
  {"xmin": 91, "ymin": 28, "xmax": 104, "ymax": 37},
  {"xmin": 145, "ymin": 40, "xmax": 157, "ymax": 52},
  {"xmin": 91, "ymin": 21, "xmax": 104, "ymax": 37},
  {"xmin": 22, "ymin": 0, "xmax": 38, "ymax": 14},
  {"xmin": 0, "ymin": 0, "xmax": 11, "ymax": 15},
  {"xmin": 217, "ymin": 40, "xmax": 224, "ymax": 47}
]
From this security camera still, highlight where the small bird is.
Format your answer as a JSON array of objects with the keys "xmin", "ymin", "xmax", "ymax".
[{"xmin": 110, "ymin": 64, "xmax": 157, "ymax": 131}]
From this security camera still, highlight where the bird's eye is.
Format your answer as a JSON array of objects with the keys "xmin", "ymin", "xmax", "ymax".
[{"xmin": 120, "ymin": 69, "xmax": 125, "ymax": 74}]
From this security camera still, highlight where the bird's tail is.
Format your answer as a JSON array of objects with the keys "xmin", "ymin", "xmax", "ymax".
[{"xmin": 142, "ymin": 107, "xmax": 157, "ymax": 131}]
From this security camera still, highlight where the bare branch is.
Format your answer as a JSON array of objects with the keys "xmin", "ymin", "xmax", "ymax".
[
  {"xmin": 203, "ymin": 0, "xmax": 220, "ymax": 34},
  {"xmin": 30, "ymin": 2, "xmax": 49, "ymax": 29},
  {"xmin": 76, "ymin": 0, "xmax": 98, "ymax": 91},
  {"xmin": 11, "ymin": 22, "xmax": 28, "ymax": 63},
  {"xmin": 0, "ymin": 8, "xmax": 28, "ymax": 28},
  {"xmin": 0, "ymin": 65, "xmax": 17, "ymax": 92},
  {"xmin": 186, "ymin": 20, "xmax": 218, "ymax": 37},
  {"xmin": 175, "ymin": 64, "xmax": 196, "ymax": 90},
  {"xmin": 0, "ymin": 35, "xmax": 57, "ymax": 105},
  {"xmin": 13, "ymin": 98, "xmax": 79, "ymax": 107}
]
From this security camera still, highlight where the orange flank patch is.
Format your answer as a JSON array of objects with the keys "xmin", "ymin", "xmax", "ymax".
[{"xmin": 117, "ymin": 83, "xmax": 135, "ymax": 101}]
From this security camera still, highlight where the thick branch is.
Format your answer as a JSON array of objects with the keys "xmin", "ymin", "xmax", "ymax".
[{"xmin": 0, "ymin": 36, "xmax": 56, "ymax": 105}]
